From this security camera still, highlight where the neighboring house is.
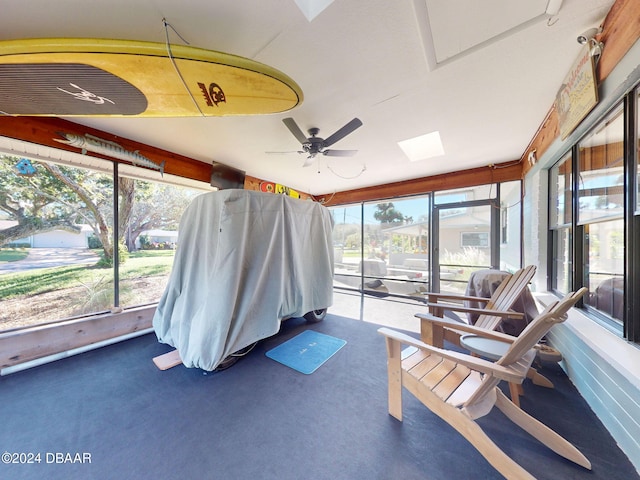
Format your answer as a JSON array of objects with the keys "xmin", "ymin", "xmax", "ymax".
[
  {"xmin": 382, "ymin": 209, "xmax": 491, "ymax": 266},
  {"xmin": 0, "ymin": 220, "xmax": 93, "ymax": 248},
  {"xmin": 0, "ymin": 220, "xmax": 179, "ymax": 250},
  {"xmin": 135, "ymin": 229, "xmax": 178, "ymax": 249}
]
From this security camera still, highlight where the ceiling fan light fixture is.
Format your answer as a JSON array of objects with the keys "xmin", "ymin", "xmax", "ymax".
[
  {"xmin": 398, "ymin": 131, "xmax": 445, "ymax": 161},
  {"xmin": 272, "ymin": 117, "xmax": 362, "ymax": 165}
]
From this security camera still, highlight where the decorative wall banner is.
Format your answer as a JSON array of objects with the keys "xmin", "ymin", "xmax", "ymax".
[
  {"xmin": 260, "ymin": 181, "xmax": 300, "ymax": 198},
  {"xmin": 556, "ymin": 44, "xmax": 599, "ymax": 140}
]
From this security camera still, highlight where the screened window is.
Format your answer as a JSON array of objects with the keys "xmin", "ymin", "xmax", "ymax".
[
  {"xmin": 550, "ymin": 153, "xmax": 573, "ymax": 294},
  {"xmin": 0, "ymin": 156, "xmax": 115, "ymax": 330},
  {"xmin": 577, "ymin": 107, "xmax": 624, "ymax": 224},
  {"xmin": 499, "ymin": 180, "xmax": 523, "ymax": 272},
  {"xmin": 0, "ymin": 153, "xmax": 207, "ymax": 332},
  {"xmin": 584, "ymin": 219, "xmax": 624, "ymax": 322},
  {"xmin": 549, "ymin": 100, "xmax": 629, "ymax": 331},
  {"xmin": 330, "ymin": 182, "xmax": 520, "ymax": 300},
  {"xmin": 331, "ymin": 196, "xmax": 432, "ymax": 298},
  {"xmin": 578, "ymin": 104, "xmax": 625, "ymax": 326}
]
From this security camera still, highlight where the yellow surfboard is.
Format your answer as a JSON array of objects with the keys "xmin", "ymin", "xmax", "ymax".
[{"xmin": 0, "ymin": 38, "xmax": 303, "ymax": 117}]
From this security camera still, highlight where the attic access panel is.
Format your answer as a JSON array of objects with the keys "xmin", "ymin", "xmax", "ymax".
[{"xmin": 418, "ymin": 0, "xmax": 550, "ymax": 67}]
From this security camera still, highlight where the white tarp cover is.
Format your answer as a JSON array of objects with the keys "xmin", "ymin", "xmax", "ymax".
[{"xmin": 153, "ymin": 189, "xmax": 334, "ymax": 371}]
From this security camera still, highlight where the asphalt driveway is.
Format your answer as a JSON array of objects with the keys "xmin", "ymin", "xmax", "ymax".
[{"xmin": 0, "ymin": 248, "xmax": 100, "ymax": 275}]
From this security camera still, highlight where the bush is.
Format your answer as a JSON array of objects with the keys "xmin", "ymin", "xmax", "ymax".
[
  {"xmin": 95, "ymin": 243, "xmax": 129, "ymax": 267},
  {"xmin": 4, "ymin": 242, "xmax": 30, "ymax": 249},
  {"xmin": 87, "ymin": 235, "xmax": 103, "ymax": 249},
  {"xmin": 139, "ymin": 235, "xmax": 150, "ymax": 249},
  {"xmin": 140, "ymin": 239, "xmax": 175, "ymax": 250}
]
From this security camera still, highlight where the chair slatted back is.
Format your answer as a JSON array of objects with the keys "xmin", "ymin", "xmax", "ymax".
[
  {"xmin": 497, "ymin": 288, "xmax": 587, "ymax": 367},
  {"xmin": 462, "ymin": 288, "xmax": 586, "ymax": 413},
  {"xmin": 474, "ymin": 265, "xmax": 537, "ymax": 330}
]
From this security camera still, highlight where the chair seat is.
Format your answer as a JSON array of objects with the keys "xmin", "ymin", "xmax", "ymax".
[{"xmin": 401, "ymin": 346, "xmax": 534, "ymax": 408}]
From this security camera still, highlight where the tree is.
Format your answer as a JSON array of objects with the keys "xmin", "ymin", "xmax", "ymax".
[
  {"xmin": 125, "ymin": 181, "xmax": 199, "ymax": 251},
  {"xmin": 373, "ymin": 202, "xmax": 404, "ymax": 225},
  {"xmin": 0, "ymin": 155, "xmax": 134, "ymax": 264},
  {"xmin": 0, "ymin": 158, "xmax": 84, "ymax": 243}
]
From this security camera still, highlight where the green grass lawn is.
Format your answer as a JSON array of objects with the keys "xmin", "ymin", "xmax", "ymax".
[
  {"xmin": 0, "ymin": 249, "xmax": 30, "ymax": 263},
  {"xmin": 0, "ymin": 250, "xmax": 175, "ymax": 299}
]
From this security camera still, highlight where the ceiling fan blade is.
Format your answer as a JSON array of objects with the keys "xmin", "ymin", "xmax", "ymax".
[
  {"xmin": 323, "ymin": 149, "xmax": 358, "ymax": 157},
  {"xmin": 322, "ymin": 118, "xmax": 363, "ymax": 147},
  {"xmin": 282, "ymin": 117, "xmax": 309, "ymax": 144},
  {"xmin": 265, "ymin": 151, "xmax": 302, "ymax": 155}
]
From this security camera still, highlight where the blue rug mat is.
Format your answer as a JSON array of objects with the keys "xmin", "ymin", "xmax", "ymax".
[{"xmin": 265, "ymin": 330, "xmax": 347, "ymax": 374}]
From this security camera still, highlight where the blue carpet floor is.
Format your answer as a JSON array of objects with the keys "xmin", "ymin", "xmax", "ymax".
[{"xmin": 0, "ymin": 314, "xmax": 637, "ymax": 480}]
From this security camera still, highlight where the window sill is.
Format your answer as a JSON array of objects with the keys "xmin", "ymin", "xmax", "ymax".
[{"xmin": 534, "ymin": 292, "xmax": 640, "ymax": 390}]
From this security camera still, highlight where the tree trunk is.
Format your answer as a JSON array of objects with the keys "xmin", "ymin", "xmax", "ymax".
[
  {"xmin": 118, "ymin": 177, "xmax": 135, "ymax": 252},
  {"xmin": 41, "ymin": 163, "xmax": 114, "ymax": 261}
]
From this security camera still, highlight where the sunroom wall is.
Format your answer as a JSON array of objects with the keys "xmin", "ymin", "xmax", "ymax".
[{"xmin": 524, "ymin": 39, "xmax": 640, "ymax": 473}]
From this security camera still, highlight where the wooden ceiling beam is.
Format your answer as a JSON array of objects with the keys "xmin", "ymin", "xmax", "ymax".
[{"xmin": 314, "ymin": 160, "xmax": 522, "ymax": 207}]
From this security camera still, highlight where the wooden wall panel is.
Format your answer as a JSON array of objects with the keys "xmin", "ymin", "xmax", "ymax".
[
  {"xmin": 597, "ymin": 0, "xmax": 640, "ymax": 81},
  {"xmin": 315, "ymin": 161, "xmax": 523, "ymax": 207},
  {"xmin": 0, "ymin": 116, "xmax": 212, "ymax": 183},
  {"xmin": 0, "ymin": 306, "xmax": 155, "ymax": 369}
]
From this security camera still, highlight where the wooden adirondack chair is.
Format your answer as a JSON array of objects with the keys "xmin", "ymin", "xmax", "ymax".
[
  {"xmin": 378, "ymin": 288, "xmax": 590, "ymax": 480},
  {"xmin": 419, "ymin": 265, "xmax": 546, "ymax": 406},
  {"xmin": 420, "ymin": 265, "xmax": 537, "ymax": 348}
]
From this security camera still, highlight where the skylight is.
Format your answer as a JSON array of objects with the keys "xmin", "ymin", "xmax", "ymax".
[
  {"xmin": 294, "ymin": 0, "xmax": 334, "ymax": 22},
  {"xmin": 398, "ymin": 131, "xmax": 445, "ymax": 161}
]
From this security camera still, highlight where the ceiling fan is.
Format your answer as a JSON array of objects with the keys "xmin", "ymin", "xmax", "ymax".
[{"xmin": 268, "ymin": 117, "xmax": 363, "ymax": 167}]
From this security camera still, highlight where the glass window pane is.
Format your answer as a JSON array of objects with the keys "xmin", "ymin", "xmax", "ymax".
[
  {"xmin": 364, "ymin": 197, "xmax": 431, "ymax": 298},
  {"xmin": 434, "ymin": 184, "xmax": 496, "ymax": 204},
  {"xmin": 583, "ymin": 219, "xmax": 624, "ymax": 323},
  {"xmin": 119, "ymin": 180, "xmax": 205, "ymax": 308},
  {"xmin": 637, "ymin": 89, "xmax": 640, "ymax": 213},
  {"xmin": 331, "ymin": 204, "xmax": 363, "ymax": 290},
  {"xmin": 551, "ymin": 227, "xmax": 572, "ymax": 294},
  {"xmin": 439, "ymin": 203, "xmax": 492, "ymax": 294},
  {"xmin": 332, "ymin": 197, "xmax": 432, "ymax": 299},
  {"xmin": 550, "ymin": 153, "xmax": 573, "ymax": 227},
  {"xmin": 499, "ymin": 180, "xmax": 522, "ymax": 273},
  {"xmin": 0, "ymin": 155, "xmax": 114, "ymax": 331},
  {"xmin": 578, "ymin": 104, "xmax": 624, "ymax": 223}
]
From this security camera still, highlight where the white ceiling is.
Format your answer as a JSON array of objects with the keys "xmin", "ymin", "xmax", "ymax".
[{"xmin": 1, "ymin": 0, "xmax": 614, "ymax": 196}]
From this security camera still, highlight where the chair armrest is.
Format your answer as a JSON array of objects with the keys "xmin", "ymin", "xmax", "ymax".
[
  {"xmin": 378, "ymin": 327, "xmax": 523, "ymax": 383},
  {"xmin": 424, "ymin": 292, "xmax": 490, "ymax": 304},
  {"xmin": 424, "ymin": 303, "xmax": 525, "ymax": 320},
  {"xmin": 415, "ymin": 313, "xmax": 517, "ymax": 343}
]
